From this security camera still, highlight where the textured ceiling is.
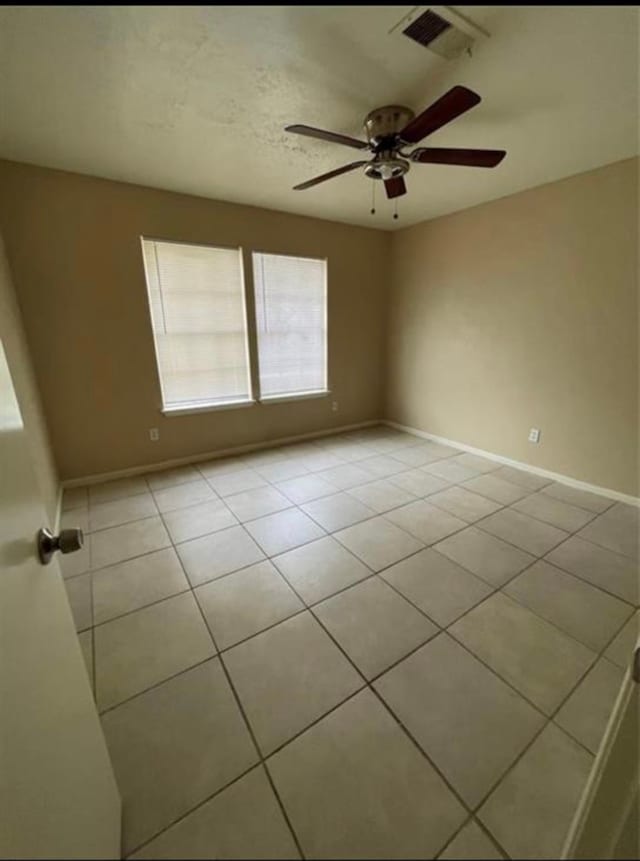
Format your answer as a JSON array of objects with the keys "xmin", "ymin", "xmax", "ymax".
[{"xmin": 0, "ymin": 5, "xmax": 637, "ymax": 229}]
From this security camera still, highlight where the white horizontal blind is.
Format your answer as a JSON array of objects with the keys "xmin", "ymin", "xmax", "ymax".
[
  {"xmin": 252, "ymin": 252, "xmax": 327, "ymax": 398},
  {"xmin": 141, "ymin": 239, "xmax": 252, "ymax": 409}
]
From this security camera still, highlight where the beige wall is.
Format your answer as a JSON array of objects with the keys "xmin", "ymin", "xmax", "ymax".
[
  {"xmin": 387, "ymin": 158, "xmax": 639, "ymax": 496},
  {"xmin": 2, "ymin": 156, "xmax": 637, "ymax": 495},
  {"xmin": 0, "ymin": 160, "xmax": 390, "ymax": 481},
  {"xmin": 0, "ymin": 233, "xmax": 59, "ymax": 519}
]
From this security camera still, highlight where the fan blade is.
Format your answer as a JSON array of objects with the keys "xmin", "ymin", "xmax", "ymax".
[
  {"xmin": 411, "ymin": 147, "xmax": 506, "ymax": 168},
  {"xmin": 293, "ymin": 161, "xmax": 368, "ymax": 190},
  {"xmin": 384, "ymin": 177, "xmax": 406, "ymax": 199},
  {"xmin": 285, "ymin": 124, "xmax": 369, "ymax": 150},
  {"xmin": 400, "ymin": 86, "xmax": 481, "ymax": 144}
]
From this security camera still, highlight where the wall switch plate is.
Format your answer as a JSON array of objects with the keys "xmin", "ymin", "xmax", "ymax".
[
  {"xmin": 149, "ymin": 428, "xmax": 160, "ymax": 441},
  {"xmin": 331, "ymin": 401, "xmax": 338, "ymax": 412},
  {"xmin": 528, "ymin": 427, "xmax": 541, "ymax": 444}
]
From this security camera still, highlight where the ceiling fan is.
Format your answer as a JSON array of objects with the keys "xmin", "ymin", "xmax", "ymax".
[{"xmin": 285, "ymin": 85, "xmax": 506, "ymax": 200}]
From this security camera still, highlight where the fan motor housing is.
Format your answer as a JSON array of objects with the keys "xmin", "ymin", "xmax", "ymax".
[
  {"xmin": 364, "ymin": 155, "xmax": 410, "ymax": 181},
  {"xmin": 364, "ymin": 104, "xmax": 415, "ymax": 149}
]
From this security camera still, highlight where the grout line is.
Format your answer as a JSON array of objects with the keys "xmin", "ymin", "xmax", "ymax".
[
  {"xmin": 167, "ymin": 498, "xmax": 482, "ymax": 847},
  {"xmin": 88, "ymin": 488, "xmax": 151, "ymax": 507},
  {"xmin": 96, "ymin": 653, "xmax": 218, "ymax": 717},
  {"xmin": 533, "ymin": 549, "xmax": 637, "ymax": 607},
  {"xmin": 384, "ymin": 420, "xmax": 640, "ymax": 507},
  {"xmin": 82, "ymin": 470, "xmax": 631, "ymax": 584},
  {"xmin": 464, "ymin": 624, "xmax": 625, "ymax": 821},
  {"xmin": 87, "ymin": 510, "xmax": 160, "ymax": 536},
  {"xmin": 372, "ymin": 504, "xmax": 525, "ymax": 567},
  {"xmin": 505, "ymin": 498, "xmax": 600, "ymax": 532},
  {"xmin": 534, "ymin": 539, "xmax": 638, "ymax": 606},
  {"xmin": 553, "ymin": 526, "xmax": 640, "ymax": 563},
  {"xmin": 165, "ymin": 507, "xmax": 306, "ymax": 859},
  {"xmin": 102, "ymin": 575, "xmax": 600, "ymax": 857},
  {"xmin": 433, "ymin": 815, "xmax": 475, "ymax": 860},
  {"xmin": 82, "ymin": 460, "xmax": 636, "ymax": 649},
  {"xmin": 79, "ymin": 459, "xmax": 637, "ymax": 644},
  {"xmin": 364, "ymin": 686, "xmax": 478, "ymax": 856},
  {"xmin": 123, "ymin": 762, "xmax": 264, "ymax": 859},
  {"xmin": 212, "ymin": 606, "xmax": 310, "ymax": 654},
  {"xmin": 432, "ymin": 811, "xmax": 513, "ymax": 860},
  {"xmin": 298, "ymin": 506, "xmax": 377, "ymax": 535},
  {"xmin": 250, "ymin": 561, "xmax": 482, "ymax": 842},
  {"xmin": 472, "ymin": 815, "xmax": 511, "ymax": 859},
  {"xmin": 227, "ymin": 500, "xmax": 296, "ymax": 526},
  {"xmin": 515, "ymin": 489, "xmax": 611, "ymax": 521},
  {"xmin": 187, "ymin": 557, "xmax": 307, "ymax": 860},
  {"xmin": 239, "ymin": 515, "xmax": 328, "ymax": 560},
  {"xmin": 92, "ymin": 585, "xmax": 193, "ymax": 630},
  {"xmin": 440, "ymin": 542, "xmax": 639, "ymax": 822},
  {"xmin": 89, "ymin": 574, "xmax": 96, "ymax": 700},
  {"xmin": 467, "ymin": 513, "xmax": 569, "ymax": 557},
  {"xmin": 62, "ymin": 542, "xmax": 172, "ymax": 582},
  {"xmin": 247, "ymin": 682, "xmax": 369, "ymax": 761},
  {"xmin": 537, "ymin": 487, "xmax": 618, "ymax": 516},
  {"xmin": 422, "ymin": 492, "xmax": 634, "ymax": 593},
  {"xmin": 85, "ymin": 534, "xmax": 174, "ymax": 576},
  {"xmin": 351, "ymin": 510, "xmax": 633, "ymax": 823},
  {"xmin": 259, "ymin": 762, "xmax": 306, "ymax": 861},
  {"xmin": 67, "ymin": 428, "xmax": 636, "ymax": 857},
  {"xmin": 505, "ymin": 557, "xmax": 637, "ymax": 613}
]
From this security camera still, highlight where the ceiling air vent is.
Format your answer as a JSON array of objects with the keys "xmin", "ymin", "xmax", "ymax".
[
  {"xmin": 403, "ymin": 10, "xmax": 452, "ymax": 48},
  {"xmin": 390, "ymin": 6, "xmax": 489, "ymax": 61}
]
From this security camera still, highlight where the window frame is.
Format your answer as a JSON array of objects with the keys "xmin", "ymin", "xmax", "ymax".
[
  {"xmin": 250, "ymin": 249, "xmax": 330, "ymax": 403},
  {"xmin": 140, "ymin": 236, "xmax": 255, "ymax": 416},
  {"xmin": 140, "ymin": 237, "xmax": 331, "ymax": 417}
]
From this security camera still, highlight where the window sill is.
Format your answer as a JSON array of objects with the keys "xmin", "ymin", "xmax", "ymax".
[
  {"xmin": 259, "ymin": 390, "xmax": 331, "ymax": 405},
  {"xmin": 161, "ymin": 399, "xmax": 256, "ymax": 417},
  {"xmin": 161, "ymin": 390, "xmax": 331, "ymax": 416}
]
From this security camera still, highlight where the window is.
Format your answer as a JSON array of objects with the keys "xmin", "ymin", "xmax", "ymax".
[
  {"xmin": 141, "ymin": 241, "xmax": 329, "ymax": 414},
  {"xmin": 252, "ymin": 252, "xmax": 328, "ymax": 399},
  {"xmin": 141, "ymin": 239, "xmax": 252, "ymax": 412}
]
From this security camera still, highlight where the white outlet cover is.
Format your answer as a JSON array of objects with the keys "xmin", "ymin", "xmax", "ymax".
[
  {"xmin": 149, "ymin": 428, "xmax": 160, "ymax": 441},
  {"xmin": 528, "ymin": 428, "xmax": 541, "ymax": 443}
]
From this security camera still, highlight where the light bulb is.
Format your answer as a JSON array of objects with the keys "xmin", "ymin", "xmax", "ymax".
[{"xmin": 379, "ymin": 164, "xmax": 394, "ymax": 181}]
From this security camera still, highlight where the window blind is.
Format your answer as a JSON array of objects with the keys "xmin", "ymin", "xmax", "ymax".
[
  {"xmin": 252, "ymin": 252, "xmax": 327, "ymax": 398},
  {"xmin": 141, "ymin": 239, "xmax": 252, "ymax": 410}
]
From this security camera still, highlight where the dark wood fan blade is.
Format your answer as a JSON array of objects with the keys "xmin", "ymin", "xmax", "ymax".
[
  {"xmin": 293, "ymin": 161, "xmax": 368, "ymax": 190},
  {"xmin": 384, "ymin": 176, "xmax": 406, "ymax": 199},
  {"xmin": 400, "ymin": 86, "xmax": 481, "ymax": 144},
  {"xmin": 285, "ymin": 124, "xmax": 369, "ymax": 150},
  {"xmin": 411, "ymin": 147, "xmax": 506, "ymax": 167}
]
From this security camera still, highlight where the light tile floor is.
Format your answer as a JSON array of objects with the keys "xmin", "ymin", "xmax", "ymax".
[{"xmin": 60, "ymin": 424, "xmax": 639, "ymax": 859}]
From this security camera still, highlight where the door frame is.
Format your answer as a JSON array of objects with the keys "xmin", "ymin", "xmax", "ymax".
[{"xmin": 562, "ymin": 655, "xmax": 639, "ymax": 859}]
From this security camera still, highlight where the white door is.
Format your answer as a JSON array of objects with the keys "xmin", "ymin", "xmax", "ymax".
[{"xmin": 0, "ymin": 334, "xmax": 121, "ymax": 858}]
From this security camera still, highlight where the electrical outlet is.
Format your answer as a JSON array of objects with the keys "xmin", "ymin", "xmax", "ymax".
[
  {"xmin": 331, "ymin": 401, "xmax": 339, "ymax": 412},
  {"xmin": 149, "ymin": 428, "xmax": 160, "ymax": 442},
  {"xmin": 528, "ymin": 427, "xmax": 541, "ymax": 444}
]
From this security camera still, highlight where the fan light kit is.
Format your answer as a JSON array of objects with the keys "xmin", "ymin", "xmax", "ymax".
[{"xmin": 285, "ymin": 85, "xmax": 506, "ymax": 219}]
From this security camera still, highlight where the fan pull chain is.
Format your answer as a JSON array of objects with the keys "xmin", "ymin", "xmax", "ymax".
[
  {"xmin": 393, "ymin": 198, "xmax": 399, "ymax": 220},
  {"xmin": 370, "ymin": 181, "xmax": 376, "ymax": 215}
]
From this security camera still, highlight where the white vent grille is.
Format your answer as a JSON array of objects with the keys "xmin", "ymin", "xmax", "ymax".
[
  {"xmin": 403, "ymin": 9, "xmax": 452, "ymax": 48},
  {"xmin": 390, "ymin": 6, "xmax": 489, "ymax": 61}
]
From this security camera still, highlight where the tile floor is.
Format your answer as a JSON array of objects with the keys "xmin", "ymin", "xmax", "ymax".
[{"xmin": 60, "ymin": 424, "xmax": 639, "ymax": 859}]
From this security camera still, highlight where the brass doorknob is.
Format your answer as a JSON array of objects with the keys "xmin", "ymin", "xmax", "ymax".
[{"xmin": 37, "ymin": 527, "xmax": 84, "ymax": 565}]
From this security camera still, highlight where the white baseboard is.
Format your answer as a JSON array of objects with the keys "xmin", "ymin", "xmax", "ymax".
[
  {"xmin": 61, "ymin": 419, "xmax": 381, "ymax": 488},
  {"xmin": 385, "ymin": 420, "xmax": 639, "ymax": 507}
]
